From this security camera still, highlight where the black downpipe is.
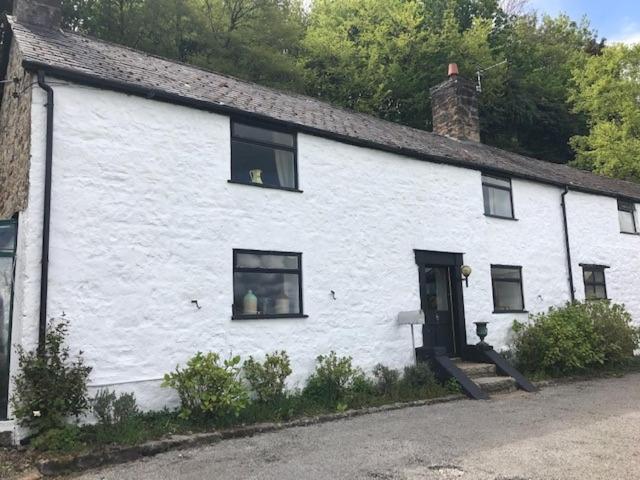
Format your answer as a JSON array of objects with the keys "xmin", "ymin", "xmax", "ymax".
[
  {"xmin": 561, "ymin": 186, "xmax": 575, "ymax": 302},
  {"xmin": 37, "ymin": 71, "xmax": 54, "ymax": 352}
]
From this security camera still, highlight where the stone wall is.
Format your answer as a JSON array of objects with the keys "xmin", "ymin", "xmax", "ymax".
[
  {"xmin": 430, "ymin": 76, "xmax": 480, "ymax": 142},
  {"xmin": 0, "ymin": 40, "xmax": 32, "ymax": 219}
]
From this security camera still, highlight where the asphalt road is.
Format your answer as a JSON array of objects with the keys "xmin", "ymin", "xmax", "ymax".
[{"xmin": 69, "ymin": 374, "xmax": 640, "ymax": 480}]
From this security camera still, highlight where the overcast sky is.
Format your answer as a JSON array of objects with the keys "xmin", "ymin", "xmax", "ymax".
[{"xmin": 527, "ymin": 0, "xmax": 640, "ymax": 44}]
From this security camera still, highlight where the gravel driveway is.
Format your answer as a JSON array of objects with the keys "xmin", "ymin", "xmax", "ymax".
[{"xmin": 69, "ymin": 374, "xmax": 640, "ymax": 480}]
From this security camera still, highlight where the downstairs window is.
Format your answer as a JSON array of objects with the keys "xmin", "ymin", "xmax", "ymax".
[{"xmin": 232, "ymin": 249, "xmax": 304, "ymax": 319}]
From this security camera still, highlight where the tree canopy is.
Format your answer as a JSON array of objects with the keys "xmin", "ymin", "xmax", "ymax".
[{"xmin": 4, "ymin": 0, "xmax": 635, "ymax": 182}]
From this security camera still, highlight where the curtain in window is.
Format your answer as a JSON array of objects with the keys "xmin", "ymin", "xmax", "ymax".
[{"xmin": 275, "ymin": 150, "xmax": 294, "ymax": 188}]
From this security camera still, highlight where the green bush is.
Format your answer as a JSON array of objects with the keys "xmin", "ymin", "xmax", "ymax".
[
  {"xmin": 11, "ymin": 319, "xmax": 92, "ymax": 434},
  {"xmin": 31, "ymin": 424, "xmax": 82, "ymax": 453},
  {"xmin": 399, "ymin": 362, "xmax": 438, "ymax": 391},
  {"xmin": 372, "ymin": 364, "xmax": 400, "ymax": 396},
  {"xmin": 243, "ymin": 351, "xmax": 292, "ymax": 403},
  {"xmin": 162, "ymin": 352, "xmax": 248, "ymax": 420},
  {"xmin": 302, "ymin": 351, "xmax": 367, "ymax": 408},
  {"xmin": 92, "ymin": 389, "xmax": 139, "ymax": 425},
  {"xmin": 511, "ymin": 301, "xmax": 639, "ymax": 376}
]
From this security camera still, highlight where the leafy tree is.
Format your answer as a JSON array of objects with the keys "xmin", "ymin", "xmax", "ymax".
[{"xmin": 568, "ymin": 44, "xmax": 640, "ymax": 182}]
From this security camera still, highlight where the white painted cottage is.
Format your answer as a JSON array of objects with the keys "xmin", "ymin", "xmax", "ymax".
[{"xmin": 1, "ymin": 0, "xmax": 639, "ymax": 439}]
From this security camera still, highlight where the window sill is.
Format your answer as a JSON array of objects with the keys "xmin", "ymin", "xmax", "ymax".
[
  {"xmin": 492, "ymin": 310, "xmax": 528, "ymax": 314},
  {"xmin": 232, "ymin": 314, "xmax": 309, "ymax": 320},
  {"xmin": 484, "ymin": 214, "xmax": 518, "ymax": 221},
  {"xmin": 620, "ymin": 231, "xmax": 639, "ymax": 236},
  {"xmin": 227, "ymin": 180, "xmax": 303, "ymax": 193}
]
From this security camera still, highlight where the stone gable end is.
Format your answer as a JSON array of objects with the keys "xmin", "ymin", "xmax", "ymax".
[{"xmin": 0, "ymin": 40, "xmax": 32, "ymax": 219}]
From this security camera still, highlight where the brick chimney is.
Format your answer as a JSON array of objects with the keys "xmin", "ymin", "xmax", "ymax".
[
  {"xmin": 430, "ymin": 63, "xmax": 480, "ymax": 142},
  {"xmin": 13, "ymin": 0, "xmax": 62, "ymax": 29}
]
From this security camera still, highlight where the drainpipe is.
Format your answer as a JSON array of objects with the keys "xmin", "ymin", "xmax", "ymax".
[
  {"xmin": 561, "ymin": 186, "xmax": 575, "ymax": 302},
  {"xmin": 37, "ymin": 70, "xmax": 54, "ymax": 352}
]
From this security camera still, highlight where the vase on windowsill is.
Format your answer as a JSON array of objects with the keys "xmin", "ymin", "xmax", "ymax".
[
  {"xmin": 249, "ymin": 169, "xmax": 263, "ymax": 184},
  {"xmin": 243, "ymin": 290, "xmax": 258, "ymax": 315},
  {"xmin": 275, "ymin": 292, "xmax": 290, "ymax": 314}
]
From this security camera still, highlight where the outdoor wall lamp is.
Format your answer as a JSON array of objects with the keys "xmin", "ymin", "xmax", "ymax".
[{"xmin": 461, "ymin": 265, "xmax": 472, "ymax": 287}]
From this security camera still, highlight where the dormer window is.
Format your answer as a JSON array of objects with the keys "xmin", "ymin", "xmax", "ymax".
[
  {"xmin": 482, "ymin": 174, "xmax": 514, "ymax": 219},
  {"xmin": 618, "ymin": 200, "xmax": 637, "ymax": 234},
  {"xmin": 230, "ymin": 121, "xmax": 299, "ymax": 191}
]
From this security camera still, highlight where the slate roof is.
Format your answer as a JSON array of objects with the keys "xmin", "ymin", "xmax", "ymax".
[{"xmin": 6, "ymin": 16, "xmax": 640, "ymax": 201}]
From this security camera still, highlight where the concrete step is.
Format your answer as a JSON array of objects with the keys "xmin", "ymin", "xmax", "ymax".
[
  {"xmin": 474, "ymin": 376, "xmax": 517, "ymax": 394},
  {"xmin": 453, "ymin": 360, "xmax": 496, "ymax": 379}
]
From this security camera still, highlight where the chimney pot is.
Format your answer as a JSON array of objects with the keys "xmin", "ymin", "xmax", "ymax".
[
  {"xmin": 448, "ymin": 63, "xmax": 459, "ymax": 78},
  {"xmin": 14, "ymin": 0, "xmax": 62, "ymax": 29}
]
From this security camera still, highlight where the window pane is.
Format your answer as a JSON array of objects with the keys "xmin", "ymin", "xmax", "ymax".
[
  {"xmin": 593, "ymin": 269, "xmax": 605, "ymax": 284},
  {"xmin": 231, "ymin": 141, "xmax": 295, "ymax": 188},
  {"xmin": 236, "ymin": 253, "xmax": 299, "ymax": 270},
  {"xmin": 483, "ymin": 185, "xmax": 513, "ymax": 217},
  {"xmin": 233, "ymin": 272, "xmax": 300, "ymax": 316},
  {"xmin": 494, "ymin": 281, "xmax": 524, "ymax": 311},
  {"xmin": 482, "ymin": 174, "xmax": 511, "ymax": 189},
  {"xmin": 583, "ymin": 269, "xmax": 594, "ymax": 283},
  {"xmin": 586, "ymin": 284, "xmax": 606, "ymax": 300},
  {"xmin": 233, "ymin": 123, "xmax": 294, "ymax": 148},
  {"xmin": 619, "ymin": 210, "xmax": 636, "ymax": 233},
  {"xmin": 0, "ymin": 224, "xmax": 16, "ymax": 253},
  {"xmin": 491, "ymin": 267, "xmax": 520, "ymax": 281}
]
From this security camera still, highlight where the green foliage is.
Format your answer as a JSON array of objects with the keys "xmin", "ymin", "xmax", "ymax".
[
  {"xmin": 511, "ymin": 301, "xmax": 640, "ymax": 376},
  {"xmin": 302, "ymin": 351, "xmax": 367, "ymax": 407},
  {"xmin": 92, "ymin": 389, "xmax": 139, "ymax": 426},
  {"xmin": 31, "ymin": 424, "xmax": 82, "ymax": 453},
  {"xmin": 10, "ymin": 320, "xmax": 92, "ymax": 434},
  {"xmin": 372, "ymin": 363, "xmax": 400, "ymax": 396},
  {"xmin": 399, "ymin": 362, "xmax": 438, "ymax": 391},
  {"xmin": 162, "ymin": 352, "xmax": 248, "ymax": 419},
  {"xmin": 243, "ymin": 351, "xmax": 292, "ymax": 403},
  {"xmin": 569, "ymin": 44, "xmax": 640, "ymax": 182}
]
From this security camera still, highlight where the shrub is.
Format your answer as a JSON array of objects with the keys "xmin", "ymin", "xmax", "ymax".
[
  {"xmin": 303, "ymin": 351, "xmax": 367, "ymax": 407},
  {"xmin": 588, "ymin": 301, "xmax": 640, "ymax": 365},
  {"xmin": 243, "ymin": 351, "xmax": 292, "ymax": 403},
  {"xmin": 162, "ymin": 352, "xmax": 248, "ymax": 420},
  {"xmin": 92, "ymin": 389, "xmax": 139, "ymax": 425},
  {"xmin": 372, "ymin": 364, "xmax": 400, "ymax": 396},
  {"xmin": 399, "ymin": 362, "xmax": 438, "ymax": 391},
  {"xmin": 11, "ymin": 319, "xmax": 92, "ymax": 434},
  {"xmin": 511, "ymin": 301, "xmax": 639, "ymax": 376},
  {"xmin": 31, "ymin": 424, "xmax": 82, "ymax": 453}
]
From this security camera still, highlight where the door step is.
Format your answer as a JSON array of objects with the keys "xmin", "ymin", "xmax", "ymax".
[
  {"xmin": 450, "ymin": 359, "xmax": 518, "ymax": 395},
  {"xmin": 452, "ymin": 360, "xmax": 496, "ymax": 379},
  {"xmin": 474, "ymin": 376, "xmax": 517, "ymax": 394}
]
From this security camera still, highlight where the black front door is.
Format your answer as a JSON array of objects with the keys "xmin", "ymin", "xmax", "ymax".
[
  {"xmin": 421, "ymin": 266, "xmax": 455, "ymax": 355},
  {"xmin": 415, "ymin": 250, "xmax": 466, "ymax": 358}
]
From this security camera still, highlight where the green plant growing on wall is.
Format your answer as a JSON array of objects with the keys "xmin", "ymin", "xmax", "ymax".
[
  {"xmin": 10, "ymin": 319, "xmax": 92, "ymax": 434},
  {"xmin": 162, "ymin": 352, "xmax": 248, "ymax": 420},
  {"xmin": 243, "ymin": 351, "xmax": 292, "ymax": 404}
]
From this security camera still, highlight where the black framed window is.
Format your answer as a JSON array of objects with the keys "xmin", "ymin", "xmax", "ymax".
[
  {"xmin": 581, "ymin": 265, "xmax": 608, "ymax": 300},
  {"xmin": 482, "ymin": 174, "xmax": 514, "ymax": 219},
  {"xmin": 0, "ymin": 217, "xmax": 17, "ymax": 420},
  {"xmin": 232, "ymin": 249, "xmax": 305, "ymax": 319},
  {"xmin": 230, "ymin": 121, "xmax": 298, "ymax": 191},
  {"xmin": 618, "ymin": 200, "xmax": 637, "ymax": 234},
  {"xmin": 491, "ymin": 265, "xmax": 525, "ymax": 312}
]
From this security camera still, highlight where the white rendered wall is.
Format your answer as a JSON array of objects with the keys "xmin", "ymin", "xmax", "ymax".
[{"xmin": 10, "ymin": 81, "xmax": 639, "ymax": 412}]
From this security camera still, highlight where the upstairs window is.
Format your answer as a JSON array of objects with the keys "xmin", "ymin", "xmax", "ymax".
[
  {"xmin": 618, "ymin": 200, "xmax": 637, "ymax": 234},
  {"xmin": 581, "ymin": 265, "xmax": 608, "ymax": 300},
  {"xmin": 230, "ymin": 121, "xmax": 298, "ymax": 191},
  {"xmin": 491, "ymin": 265, "xmax": 525, "ymax": 312},
  {"xmin": 233, "ymin": 249, "xmax": 304, "ymax": 319},
  {"xmin": 482, "ymin": 174, "xmax": 514, "ymax": 219}
]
